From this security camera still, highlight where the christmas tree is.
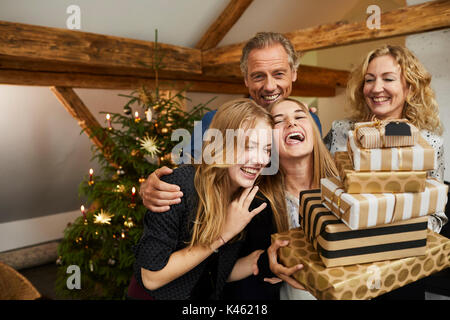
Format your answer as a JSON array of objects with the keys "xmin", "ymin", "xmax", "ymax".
[{"xmin": 55, "ymin": 34, "xmax": 212, "ymax": 299}]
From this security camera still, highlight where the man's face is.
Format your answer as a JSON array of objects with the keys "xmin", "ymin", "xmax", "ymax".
[{"xmin": 244, "ymin": 44, "xmax": 297, "ymax": 108}]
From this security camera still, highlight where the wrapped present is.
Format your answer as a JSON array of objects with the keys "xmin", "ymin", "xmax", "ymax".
[
  {"xmin": 354, "ymin": 119, "xmax": 419, "ymax": 149},
  {"xmin": 321, "ymin": 177, "xmax": 448, "ymax": 230},
  {"xmin": 299, "ymin": 189, "xmax": 428, "ymax": 267},
  {"xmin": 334, "ymin": 151, "xmax": 426, "ymax": 193},
  {"xmin": 271, "ymin": 228, "xmax": 450, "ymax": 300},
  {"xmin": 347, "ymin": 130, "xmax": 435, "ymax": 171}
]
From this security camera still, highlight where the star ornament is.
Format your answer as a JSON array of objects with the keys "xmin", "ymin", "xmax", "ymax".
[
  {"xmin": 139, "ymin": 135, "xmax": 160, "ymax": 157},
  {"xmin": 93, "ymin": 209, "xmax": 114, "ymax": 225}
]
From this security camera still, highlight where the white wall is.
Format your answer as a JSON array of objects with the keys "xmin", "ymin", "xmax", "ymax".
[{"xmin": 406, "ymin": 0, "xmax": 450, "ymax": 182}]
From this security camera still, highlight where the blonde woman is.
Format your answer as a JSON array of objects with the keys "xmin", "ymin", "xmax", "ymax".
[
  {"xmin": 229, "ymin": 98, "xmax": 338, "ymax": 300},
  {"xmin": 323, "ymin": 45, "xmax": 446, "ymax": 233},
  {"xmin": 130, "ymin": 99, "xmax": 281, "ymax": 300}
]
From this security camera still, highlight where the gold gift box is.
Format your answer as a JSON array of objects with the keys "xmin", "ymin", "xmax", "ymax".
[
  {"xmin": 334, "ymin": 151, "xmax": 427, "ymax": 193},
  {"xmin": 321, "ymin": 176, "xmax": 448, "ymax": 230},
  {"xmin": 354, "ymin": 119, "xmax": 419, "ymax": 149},
  {"xmin": 299, "ymin": 189, "xmax": 428, "ymax": 267},
  {"xmin": 271, "ymin": 228, "xmax": 450, "ymax": 300},
  {"xmin": 347, "ymin": 131, "xmax": 435, "ymax": 172}
]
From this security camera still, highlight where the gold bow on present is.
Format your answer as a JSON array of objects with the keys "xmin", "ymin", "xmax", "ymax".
[{"xmin": 354, "ymin": 119, "xmax": 386, "ymax": 148}]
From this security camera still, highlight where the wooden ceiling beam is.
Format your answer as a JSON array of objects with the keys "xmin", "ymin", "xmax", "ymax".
[
  {"xmin": 203, "ymin": 0, "xmax": 450, "ymax": 67},
  {"xmin": 195, "ymin": 0, "xmax": 253, "ymax": 50},
  {"xmin": 1, "ymin": 69, "xmax": 335, "ymax": 97},
  {"xmin": 0, "ymin": 20, "xmax": 202, "ymax": 74},
  {"xmin": 202, "ymin": 62, "xmax": 350, "ymax": 87}
]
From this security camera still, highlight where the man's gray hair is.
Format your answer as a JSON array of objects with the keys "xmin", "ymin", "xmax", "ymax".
[{"xmin": 240, "ymin": 32, "xmax": 300, "ymax": 77}]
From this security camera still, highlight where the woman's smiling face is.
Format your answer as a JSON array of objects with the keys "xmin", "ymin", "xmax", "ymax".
[
  {"xmin": 271, "ymin": 100, "xmax": 314, "ymax": 160},
  {"xmin": 227, "ymin": 120, "xmax": 272, "ymax": 191},
  {"xmin": 363, "ymin": 54, "xmax": 409, "ymax": 120}
]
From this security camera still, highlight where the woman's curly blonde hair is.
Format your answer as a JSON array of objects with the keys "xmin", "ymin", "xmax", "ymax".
[{"xmin": 347, "ymin": 45, "xmax": 442, "ymax": 135}]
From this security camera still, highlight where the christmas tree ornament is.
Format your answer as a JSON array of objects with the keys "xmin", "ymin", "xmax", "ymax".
[
  {"xmin": 89, "ymin": 260, "xmax": 94, "ymax": 272},
  {"xmin": 116, "ymin": 166, "xmax": 125, "ymax": 176},
  {"xmin": 145, "ymin": 108, "xmax": 152, "ymax": 121},
  {"xmin": 139, "ymin": 177, "xmax": 146, "ymax": 184},
  {"xmin": 93, "ymin": 209, "xmax": 114, "ymax": 225},
  {"xmin": 124, "ymin": 217, "xmax": 134, "ymax": 228},
  {"xmin": 123, "ymin": 105, "xmax": 132, "ymax": 115},
  {"xmin": 108, "ymin": 258, "xmax": 116, "ymax": 266},
  {"xmin": 115, "ymin": 184, "xmax": 125, "ymax": 193},
  {"xmin": 130, "ymin": 149, "xmax": 141, "ymax": 157},
  {"xmin": 56, "ymin": 256, "xmax": 62, "ymax": 265},
  {"xmin": 139, "ymin": 135, "xmax": 160, "ymax": 157}
]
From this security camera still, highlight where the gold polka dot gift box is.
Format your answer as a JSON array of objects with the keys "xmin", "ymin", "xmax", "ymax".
[
  {"xmin": 321, "ymin": 176, "xmax": 448, "ymax": 230},
  {"xmin": 271, "ymin": 227, "xmax": 450, "ymax": 300},
  {"xmin": 299, "ymin": 189, "xmax": 428, "ymax": 267},
  {"xmin": 334, "ymin": 151, "xmax": 427, "ymax": 194},
  {"xmin": 354, "ymin": 119, "xmax": 419, "ymax": 149},
  {"xmin": 347, "ymin": 130, "xmax": 435, "ymax": 172}
]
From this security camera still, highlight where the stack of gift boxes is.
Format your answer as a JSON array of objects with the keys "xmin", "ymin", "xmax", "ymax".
[
  {"xmin": 271, "ymin": 119, "xmax": 450, "ymax": 299},
  {"xmin": 304, "ymin": 119, "xmax": 448, "ymax": 267}
]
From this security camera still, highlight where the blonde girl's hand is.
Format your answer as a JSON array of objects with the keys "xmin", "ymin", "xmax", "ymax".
[{"xmin": 221, "ymin": 186, "xmax": 267, "ymax": 242}]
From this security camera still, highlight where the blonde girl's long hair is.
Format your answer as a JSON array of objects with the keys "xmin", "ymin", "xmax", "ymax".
[
  {"xmin": 347, "ymin": 45, "xmax": 442, "ymax": 135},
  {"xmin": 191, "ymin": 98, "xmax": 280, "ymax": 246},
  {"xmin": 264, "ymin": 98, "xmax": 338, "ymax": 223}
]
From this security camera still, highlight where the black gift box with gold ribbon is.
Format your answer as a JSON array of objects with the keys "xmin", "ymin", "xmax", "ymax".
[{"xmin": 299, "ymin": 189, "xmax": 428, "ymax": 267}]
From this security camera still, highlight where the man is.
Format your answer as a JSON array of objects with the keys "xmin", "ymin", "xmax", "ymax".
[
  {"xmin": 140, "ymin": 32, "xmax": 321, "ymax": 212},
  {"xmin": 139, "ymin": 32, "xmax": 316, "ymax": 292}
]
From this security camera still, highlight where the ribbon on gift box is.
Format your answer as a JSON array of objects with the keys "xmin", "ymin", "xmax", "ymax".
[
  {"xmin": 347, "ymin": 130, "xmax": 435, "ymax": 171},
  {"xmin": 320, "ymin": 176, "xmax": 448, "ymax": 230},
  {"xmin": 354, "ymin": 119, "xmax": 418, "ymax": 149}
]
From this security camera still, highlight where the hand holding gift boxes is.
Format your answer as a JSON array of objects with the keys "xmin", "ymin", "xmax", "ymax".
[
  {"xmin": 271, "ymin": 227, "xmax": 450, "ymax": 300},
  {"xmin": 268, "ymin": 119, "xmax": 449, "ymax": 299}
]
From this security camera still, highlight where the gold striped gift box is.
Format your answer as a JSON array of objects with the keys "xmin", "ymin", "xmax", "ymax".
[
  {"xmin": 299, "ymin": 189, "xmax": 428, "ymax": 267},
  {"xmin": 320, "ymin": 176, "xmax": 448, "ymax": 230},
  {"xmin": 354, "ymin": 119, "xmax": 419, "ymax": 149},
  {"xmin": 347, "ymin": 130, "xmax": 435, "ymax": 172}
]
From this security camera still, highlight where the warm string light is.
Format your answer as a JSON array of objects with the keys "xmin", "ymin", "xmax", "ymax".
[
  {"xmin": 88, "ymin": 168, "xmax": 94, "ymax": 186},
  {"xmin": 80, "ymin": 205, "xmax": 88, "ymax": 225},
  {"xmin": 106, "ymin": 113, "xmax": 112, "ymax": 130},
  {"xmin": 134, "ymin": 111, "xmax": 141, "ymax": 123},
  {"xmin": 129, "ymin": 187, "xmax": 136, "ymax": 208}
]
